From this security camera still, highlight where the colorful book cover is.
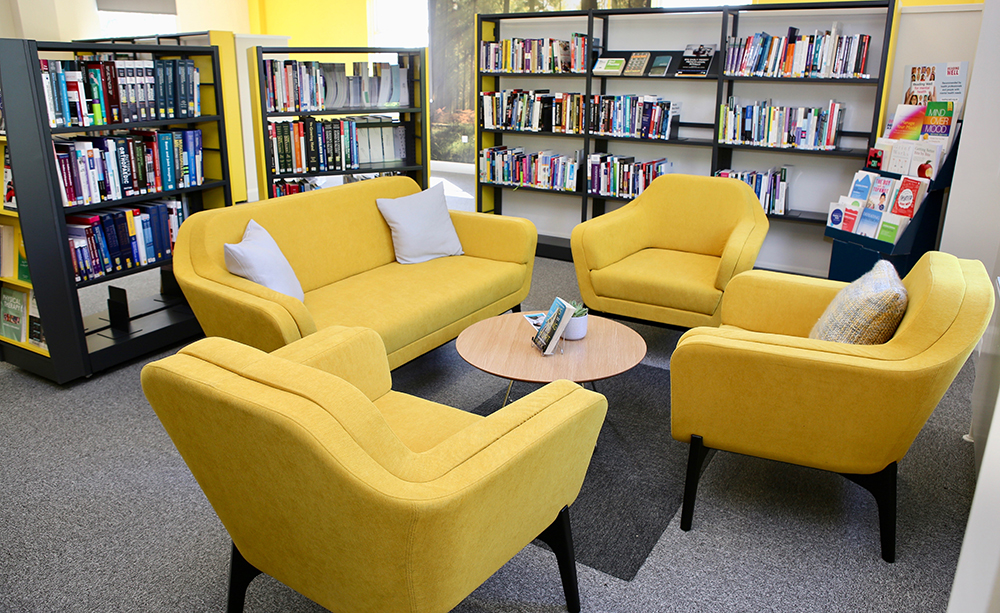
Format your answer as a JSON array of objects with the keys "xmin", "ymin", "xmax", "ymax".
[
  {"xmin": 877, "ymin": 212, "xmax": 910, "ymax": 245},
  {"xmin": 885, "ymin": 104, "xmax": 926, "ymax": 140},
  {"xmin": 891, "ymin": 176, "xmax": 924, "ymax": 218},
  {"xmin": 921, "ymin": 100, "xmax": 954, "ymax": 149},
  {"xmin": 838, "ymin": 196, "xmax": 863, "ymax": 233},
  {"xmin": 849, "ymin": 171, "xmax": 877, "ymax": 201},
  {"xmin": 17, "ymin": 234, "xmax": 30, "ymax": 282},
  {"xmin": 855, "ymin": 207, "xmax": 882, "ymax": 238},
  {"xmin": 827, "ymin": 201, "xmax": 844, "ymax": 230},
  {"xmin": 867, "ymin": 177, "xmax": 895, "ymax": 212},
  {"xmin": 909, "ymin": 140, "xmax": 943, "ymax": 180},
  {"xmin": 1, "ymin": 285, "xmax": 28, "ymax": 342}
]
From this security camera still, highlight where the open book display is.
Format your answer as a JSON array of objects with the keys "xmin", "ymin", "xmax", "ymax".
[{"xmin": 531, "ymin": 297, "xmax": 574, "ymax": 355}]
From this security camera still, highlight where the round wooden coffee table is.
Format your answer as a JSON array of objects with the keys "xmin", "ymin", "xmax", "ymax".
[{"xmin": 456, "ymin": 312, "xmax": 647, "ymax": 395}]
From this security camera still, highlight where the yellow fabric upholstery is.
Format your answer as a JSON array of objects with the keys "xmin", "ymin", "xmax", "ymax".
[
  {"xmin": 572, "ymin": 174, "xmax": 768, "ymax": 328},
  {"xmin": 671, "ymin": 251, "xmax": 995, "ymax": 476},
  {"xmin": 141, "ymin": 330, "xmax": 607, "ymax": 613},
  {"xmin": 173, "ymin": 176, "xmax": 537, "ymax": 366}
]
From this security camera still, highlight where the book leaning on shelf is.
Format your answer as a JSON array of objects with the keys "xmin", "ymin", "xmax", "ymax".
[
  {"xmin": 0, "ymin": 225, "xmax": 31, "ymax": 282},
  {"xmin": 826, "ymin": 169, "xmax": 929, "ymax": 244},
  {"xmin": 532, "ymin": 297, "xmax": 575, "ymax": 355},
  {"xmin": 39, "ymin": 57, "xmax": 201, "ymax": 128},
  {"xmin": 51, "ymin": 129, "xmax": 203, "ymax": 208}
]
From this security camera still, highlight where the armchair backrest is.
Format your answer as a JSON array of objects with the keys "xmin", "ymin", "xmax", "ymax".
[
  {"xmin": 633, "ymin": 174, "xmax": 765, "ymax": 258},
  {"xmin": 177, "ymin": 175, "xmax": 421, "ymax": 294},
  {"xmin": 141, "ymin": 337, "xmax": 428, "ymax": 612}
]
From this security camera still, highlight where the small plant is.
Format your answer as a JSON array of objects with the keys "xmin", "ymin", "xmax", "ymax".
[{"xmin": 570, "ymin": 300, "xmax": 588, "ymax": 318}]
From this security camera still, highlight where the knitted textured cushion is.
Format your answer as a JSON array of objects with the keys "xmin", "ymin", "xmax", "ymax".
[{"xmin": 809, "ymin": 259, "xmax": 908, "ymax": 344}]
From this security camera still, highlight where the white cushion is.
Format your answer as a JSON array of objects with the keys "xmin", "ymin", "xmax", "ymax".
[
  {"xmin": 223, "ymin": 219, "xmax": 305, "ymax": 302},
  {"xmin": 376, "ymin": 182, "xmax": 464, "ymax": 264}
]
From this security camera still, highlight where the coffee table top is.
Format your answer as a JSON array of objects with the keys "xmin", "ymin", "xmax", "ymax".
[{"xmin": 456, "ymin": 312, "xmax": 647, "ymax": 384}]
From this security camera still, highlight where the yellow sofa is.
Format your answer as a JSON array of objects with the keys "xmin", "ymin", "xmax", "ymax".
[
  {"xmin": 173, "ymin": 176, "xmax": 537, "ymax": 368},
  {"xmin": 671, "ymin": 251, "xmax": 995, "ymax": 562},
  {"xmin": 141, "ymin": 325, "xmax": 608, "ymax": 613},
  {"xmin": 571, "ymin": 174, "xmax": 768, "ymax": 328}
]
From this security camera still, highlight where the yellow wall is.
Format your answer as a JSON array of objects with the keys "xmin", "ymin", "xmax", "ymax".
[{"xmin": 249, "ymin": 0, "xmax": 368, "ymax": 46}]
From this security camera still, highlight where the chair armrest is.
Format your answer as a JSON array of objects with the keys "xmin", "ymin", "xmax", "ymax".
[
  {"xmin": 270, "ymin": 326, "xmax": 392, "ymax": 401},
  {"xmin": 571, "ymin": 201, "xmax": 649, "ymax": 272},
  {"xmin": 670, "ymin": 329, "xmax": 944, "ymax": 475},
  {"xmin": 720, "ymin": 270, "xmax": 845, "ymax": 337},
  {"xmin": 714, "ymin": 213, "xmax": 768, "ymax": 291},
  {"xmin": 449, "ymin": 211, "xmax": 537, "ymax": 265}
]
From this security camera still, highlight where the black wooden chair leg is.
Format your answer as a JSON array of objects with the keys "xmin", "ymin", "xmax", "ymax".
[
  {"xmin": 536, "ymin": 506, "xmax": 580, "ymax": 613},
  {"xmin": 842, "ymin": 462, "xmax": 898, "ymax": 563},
  {"xmin": 680, "ymin": 435, "xmax": 710, "ymax": 531},
  {"xmin": 227, "ymin": 541, "xmax": 263, "ymax": 613}
]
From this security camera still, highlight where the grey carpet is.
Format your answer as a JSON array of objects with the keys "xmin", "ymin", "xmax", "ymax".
[
  {"xmin": 464, "ymin": 364, "xmax": 689, "ymax": 582},
  {"xmin": 0, "ymin": 256, "xmax": 979, "ymax": 612}
]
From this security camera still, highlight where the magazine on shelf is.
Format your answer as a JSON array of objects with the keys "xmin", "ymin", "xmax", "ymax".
[{"xmin": 531, "ymin": 297, "xmax": 574, "ymax": 355}]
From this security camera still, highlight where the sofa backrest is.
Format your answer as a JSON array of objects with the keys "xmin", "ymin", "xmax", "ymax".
[
  {"xmin": 183, "ymin": 176, "xmax": 421, "ymax": 292},
  {"xmin": 634, "ymin": 174, "xmax": 761, "ymax": 256}
]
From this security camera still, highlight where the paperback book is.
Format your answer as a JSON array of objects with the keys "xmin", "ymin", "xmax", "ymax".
[
  {"xmin": 532, "ymin": 297, "xmax": 574, "ymax": 355},
  {"xmin": 1, "ymin": 285, "xmax": 28, "ymax": 343},
  {"xmin": 676, "ymin": 44, "xmax": 716, "ymax": 76}
]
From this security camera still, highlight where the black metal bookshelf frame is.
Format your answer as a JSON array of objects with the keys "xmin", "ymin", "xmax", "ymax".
[
  {"xmin": 0, "ymin": 38, "xmax": 232, "ymax": 383},
  {"xmin": 476, "ymin": 1, "xmax": 895, "ymax": 260},
  {"xmin": 252, "ymin": 46, "xmax": 429, "ymax": 198}
]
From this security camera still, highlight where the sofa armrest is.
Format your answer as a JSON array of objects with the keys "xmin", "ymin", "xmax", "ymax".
[
  {"xmin": 670, "ymin": 330, "xmax": 942, "ymax": 475},
  {"xmin": 449, "ymin": 211, "xmax": 537, "ymax": 264},
  {"xmin": 720, "ymin": 270, "xmax": 845, "ymax": 337},
  {"xmin": 714, "ymin": 212, "xmax": 769, "ymax": 292},
  {"xmin": 270, "ymin": 326, "xmax": 392, "ymax": 401},
  {"xmin": 179, "ymin": 272, "xmax": 317, "ymax": 352}
]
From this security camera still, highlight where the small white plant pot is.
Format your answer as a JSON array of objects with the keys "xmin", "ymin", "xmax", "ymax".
[{"xmin": 563, "ymin": 315, "xmax": 588, "ymax": 340}]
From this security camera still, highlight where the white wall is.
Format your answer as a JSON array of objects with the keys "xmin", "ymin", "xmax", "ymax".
[{"xmin": 0, "ymin": 0, "xmax": 19, "ymax": 37}]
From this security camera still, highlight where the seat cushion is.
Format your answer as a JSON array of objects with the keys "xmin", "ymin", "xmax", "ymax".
[
  {"xmin": 305, "ymin": 255, "xmax": 526, "ymax": 355},
  {"xmin": 590, "ymin": 248, "xmax": 723, "ymax": 315}
]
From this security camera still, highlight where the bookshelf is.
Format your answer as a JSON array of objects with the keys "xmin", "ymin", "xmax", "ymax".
[
  {"xmin": 79, "ymin": 31, "xmax": 250, "ymax": 204},
  {"xmin": 248, "ymin": 46, "xmax": 429, "ymax": 199},
  {"xmin": 476, "ymin": 2, "xmax": 895, "ymax": 272},
  {"xmin": 0, "ymin": 38, "xmax": 233, "ymax": 383}
]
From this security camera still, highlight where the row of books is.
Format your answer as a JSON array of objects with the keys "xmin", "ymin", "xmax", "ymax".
[
  {"xmin": 716, "ymin": 167, "xmax": 788, "ymax": 215},
  {"xmin": 479, "ymin": 34, "xmax": 595, "ymax": 74},
  {"xmin": 586, "ymin": 154, "xmax": 673, "ymax": 199},
  {"xmin": 0, "ymin": 224, "xmax": 29, "ymax": 282},
  {"xmin": 479, "ymin": 146, "xmax": 580, "ymax": 193},
  {"xmin": 590, "ymin": 95, "xmax": 681, "ymax": 141},
  {"xmin": 65, "ymin": 199, "xmax": 185, "ymax": 283},
  {"xmin": 263, "ymin": 60, "xmax": 412, "ymax": 113},
  {"xmin": 480, "ymin": 90, "xmax": 681, "ymax": 140},
  {"xmin": 53, "ymin": 129, "xmax": 203, "ymax": 208},
  {"xmin": 718, "ymin": 99, "xmax": 844, "ymax": 150},
  {"xmin": 270, "ymin": 179, "xmax": 322, "ymax": 199},
  {"xmin": 3, "ymin": 146, "xmax": 14, "ymax": 211},
  {"xmin": 867, "ymin": 136, "xmax": 943, "ymax": 179},
  {"xmin": 0, "ymin": 285, "xmax": 44, "ymax": 350},
  {"xmin": 267, "ymin": 118, "xmax": 406, "ymax": 175},
  {"xmin": 724, "ymin": 25, "xmax": 871, "ymax": 79},
  {"xmin": 827, "ymin": 170, "xmax": 930, "ymax": 244},
  {"xmin": 40, "ymin": 57, "xmax": 201, "ymax": 129}
]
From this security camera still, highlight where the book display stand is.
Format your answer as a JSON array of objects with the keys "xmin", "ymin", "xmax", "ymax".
[
  {"xmin": 0, "ymin": 39, "xmax": 232, "ymax": 383},
  {"xmin": 248, "ymin": 46, "xmax": 429, "ymax": 199},
  {"xmin": 476, "ymin": 1, "xmax": 895, "ymax": 266}
]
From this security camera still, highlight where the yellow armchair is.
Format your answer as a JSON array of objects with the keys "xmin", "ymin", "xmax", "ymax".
[
  {"xmin": 141, "ymin": 326, "xmax": 607, "ymax": 613},
  {"xmin": 671, "ymin": 251, "xmax": 995, "ymax": 562},
  {"xmin": 571, "ymin": 174, "xmax": 769, "ymax": 328}
]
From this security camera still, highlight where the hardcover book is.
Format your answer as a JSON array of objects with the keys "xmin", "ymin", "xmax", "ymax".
[
  {"xmin": 890, "ymin": 176, "xmax": 929, "ymax": 218},
  {"xmin": 676, "ymin": 43, "xmax": 717, "ymax": 76},
  {"xmin": 647, "ymin": 55, "xmax": 673, "ymax": 77},
  {"xmin": 593, "ymin": 57, "xmax": 626, "ymax": 76},
  {"xmin": 884, "ymin": 104, "xmax": 926, "ymax": 140},
  {"xmin": 855, "ymin": 207, "xmax": 882, "ymax": 238},
  {"xmin": 623, "ymin": 52, "xmax": 651, "ymax": 76},
  {"xmin": 866, "ymin": 177, "xmax": 896, "ymax": 212}
]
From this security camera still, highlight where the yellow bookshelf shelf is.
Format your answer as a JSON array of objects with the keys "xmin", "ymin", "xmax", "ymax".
[
  {"xmin": 1, "ymin": 276, "xmax": 32, "ymax": 290},
  {"xmin": 0, "ymin": 335, "xmax": 49, "ymax": 357},
  {"xmin": 0, "ymin": 209, "xmax": 17, "ymax": 219}
]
